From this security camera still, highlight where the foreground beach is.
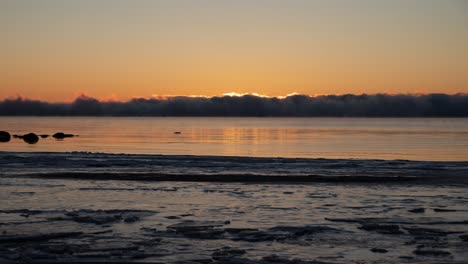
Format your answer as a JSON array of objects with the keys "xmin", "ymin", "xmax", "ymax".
[{"xmin": 1, "ymin": 152, "xmax": 467, "ymax": 263}]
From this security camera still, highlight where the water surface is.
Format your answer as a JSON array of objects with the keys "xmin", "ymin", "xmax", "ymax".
[{"xmin": 1, "ymin": 117, "xmax": 467, "ymax": 161}]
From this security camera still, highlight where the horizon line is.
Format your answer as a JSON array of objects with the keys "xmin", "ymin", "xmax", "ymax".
[
  {"xmin": 1, "ymin": 93, "xmax": 468, "ymax": 117},
  {"xmin": 2, "ymin": 91, "xmax": 467, "ymax": 104}
]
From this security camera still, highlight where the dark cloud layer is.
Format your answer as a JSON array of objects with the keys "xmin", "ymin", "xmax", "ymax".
[{"xmin": 1, "ymin": 94, "xmax": 467, "ymax": 117}]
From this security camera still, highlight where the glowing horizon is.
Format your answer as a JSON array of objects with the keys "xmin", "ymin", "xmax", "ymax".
[
  {"xmin": 2, "ymin": 0, "xmax": 468, "ymax": 102},
  {"xmin": 3, "ymin": 91, "xmax": 468, "ymax": 104}
]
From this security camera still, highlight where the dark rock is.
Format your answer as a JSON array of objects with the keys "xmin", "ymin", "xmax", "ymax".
[
  {"xmin": 73, "ymin": 215, "xmax": 119, "ymax": 225},
  {"xmin": 39, "ymin": 244, "xmax": 75, "ymax": 254},
  {"xmin": 212, "ymin": 247, "xmax": 246, "ymax": 260},
  {"xmin": 359, "ymin": 224, "xmax": 403, "ymax": 234},
  {"xmin": 459, "ymin": 234, "xmax": 468, "ymax": 242},
  {"xmin": 39, "ymin": 135, "xmax": 49, "ymax": 138},
  {"xmin": 182, "ymin": 229, "xmax": 225, "ymax": 239},
  {"xmin": 0, "ymin": 232, "xmax": 83, "ymax": 243},
  {"xmin": 124, "ymin": 215, "xmax": 140, "ymax": 223},
  {"xmin": 73, "ymin": 252, "xmax": 113, "ymax": 258},
  {"xmin": 269, "ymin": 225, "xmax": 340, "ymax": 237},
  {"xmin": 413, "ymin": 236, "xmax": 440, "ymax": 241},
  {"xmin": 0, "ymin": 209, "xmax": 43, "ymax": 215},
  {"xmin": 399, "ymin": 256, "xmax": 414, "ymax": 260},
  {"xmin": 47, "ymin": 209, "xmax": 153, "ymax": 226},
  {"xmin": 0, "ymin": 131, "xmax": 11, "ymax": 142},
  {"xmin": 86, "ymin": 244, "xmax": 139, "ymax": 252},
  {"xmin": 64, "ymin": 211, "xmax": 79, "ymax": 217},
  {"xmin": 52, "ymin": 132, "xmax": 75, "ymax": 139},
  {"xmin": 413, "ymin": 249, "xmax": 451, "ymax": 256},
  {"xmin": 433, "ymin": 208, "xmax": 457, "ymax": 212},
  {"xmin": 408, "ymin": 208, "xmax": 425, "ymax": 213},
  {"xmin": 261, "ymin": 255, "xmax": 321, "ymax": 264},
  {"xmin": 403, "ymin": 226, "xmax": 460, "ymax": 236},
  {"xmin": 140, "ymin": 227, "xmax": 158, "ymax": 232},
  {"xmin": 307, "ymin": 193, "xmax": 337, "ymax": 199},
  {"xmin": 326, "ymin": 217, "xmax": 468, "ymax": 225},
  {"xmin": 225, "ymin": 225, "xmax": 344, "ymax": 243},
  {"xmin": 262, "ymin": 255, "xmax": 290, "ymax": 262},
  {"xmin": 231, "ymin": 230, "xmax": 285, "ymax": 242},
  {"xmin": 165, "ymin": 215, "xmax": 181, "ymax": 219},
  {"xmin": 224, "ymin": 228, "xmax": 259, "ymax": 234},
  {"xmin": 174, "ymin": 131, "xmax": 182, "ymax": 134},
  {"xmin": 167, "ymin": 221, "xmax": 227, "ymax": 232},
  {"xmin": 22, "ymin": 133, "xmax": 39, "ymax": 144},
  {"xmin": 180, "ymin": 213, "xmax": 194, "ymax": 217},
  {"xmin": 371, "ymin": 248, "xmax": 388, "ymax": 253},
  {"xmin": 51, "ymin": 212, "xmax": 119, "ymax": 225},
  {"xmin": 88, "ymin": 229, "xmax": 113, "ymax": 235}
]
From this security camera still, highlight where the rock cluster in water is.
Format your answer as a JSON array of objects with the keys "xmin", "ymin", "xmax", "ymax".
[
  {"xmin": 0, "ymin": 131, "xmax": 76, "ymax": 144},
  {"xmin": 53, "ymin": 132, "xmax": 75, "ymax": 139},
  {"xmin": 0, "ymin": 131, "xmax": 11, "ymax": 142}
]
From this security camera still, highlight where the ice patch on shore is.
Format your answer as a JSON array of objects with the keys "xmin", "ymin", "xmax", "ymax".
[{"xmin": 0, "ymin": 151, "xmax": 467, "ymax": 183}]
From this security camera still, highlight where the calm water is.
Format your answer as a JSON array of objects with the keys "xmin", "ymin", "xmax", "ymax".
[{"xmin": 1, "ymin": 117, "xmax": 467, "ymax": 161}]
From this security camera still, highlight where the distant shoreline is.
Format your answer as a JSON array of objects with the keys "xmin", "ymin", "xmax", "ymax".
[{"xmin": 2, "ymin": 93, "xmax": 468, "ymax": 117}]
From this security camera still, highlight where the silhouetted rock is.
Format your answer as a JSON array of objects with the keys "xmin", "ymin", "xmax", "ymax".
[
  {"xmin": 0, "ymin": 131, "xmax": 11, "ymax": 142},
  {"xmin": 399, "ymin": 256, "xmax": 414, "ymax": 260},
  {"xmin": 359, "ymin": 223, "xmax": 403, "ymax": 234},
  {"xmin": 22, "ymin": 133, "xmax": 39, "ymax": 144},
  {"xmin": 224, "ymin": 228, "xmax": 259, "ymax": 234},
  {"xmin": 40, "ymin": 134, "xmax": 49, "ymax": 138},
  {"xmin": 123, "ymin": 215, "xmax": 140, "ymax": 223},
  {"xmin": 48, "ymin": 209, "xmax": 154, "ymax": 225},
  {"xmin": 53, "ymin": 132, "xmax": 75, "ymax": 139},
  {"xmin": 167, "ymin": 221, "xmax": 227, "ymax": 232},
  {"xmin": 433, "ymin": 208, "xmax": 457, "ymax": 212},
  {"xmin": 182, "ymin": 228, "xmax": 225, "ymax": 239},
  {"xmin": 371, "ymin": 248, "xmax": 388, "ymax": 253},
  {"xmin": 0, "ymin": 232, "xmax": 82, "ymax": 243},
  {"xmin": 403, "ymin": 226, "xmax": 459, "ymax": 236},
  {"xmin": 268, "ymin": 225, "xmax": 340, "ymax": 237},
  {"xmin": 413, "ymin": 249, "xmax": 451, "ymax": 256},
  {"xmin": 164, "ymin": 215, "xmax": 181, "ymax": 219},
  {"xmin": 408, "ymin": 208, "xmax": 425, "ymax": 213},
  {"xmin": 212, "ymin": 247, "xmax": 246, "ymax": 260}
]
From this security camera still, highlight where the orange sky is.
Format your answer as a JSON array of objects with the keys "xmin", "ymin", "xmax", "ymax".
[{"xmin": 1, "ymin": 1, "xmax": 468, "ymax": 102}]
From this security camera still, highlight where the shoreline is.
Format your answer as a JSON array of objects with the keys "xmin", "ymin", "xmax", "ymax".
[
  {"xmin": 2, "ymin": 150, "xmax": 468, "ymax": 162},
  {"xmin": 8, "ymin": 172, "xmax": 463, "ymax": 184},
  {"xmin": 1, "ymin": 151, "xmax": 468, "ymax": 184}
]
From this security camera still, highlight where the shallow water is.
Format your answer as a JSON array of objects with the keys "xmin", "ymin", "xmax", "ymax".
[
  {"xmin": 1, "ymin": 177, "xmax": 467, "ymax": 263},
  {"xmin": 1, "ymin": 117, "xmax": 468, "ymax": 161}
]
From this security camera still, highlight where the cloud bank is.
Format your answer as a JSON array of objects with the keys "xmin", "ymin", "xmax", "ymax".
[{"xmin": 1, "ymin": 93, "xmax": 467, "ymax": 117}]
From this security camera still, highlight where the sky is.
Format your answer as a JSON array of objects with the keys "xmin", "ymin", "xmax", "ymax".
[{"xmin": 1, "ymin": 0, "xmax": 468, "ymax": 102}]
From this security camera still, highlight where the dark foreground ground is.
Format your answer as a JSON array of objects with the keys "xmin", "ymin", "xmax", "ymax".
[
  {"xmin": 0, "ymin": 152, "xmax": 467, "ymax": 263},
  {"xmin": 1, "ymin": 179, "xmax": 467, "ymax": 263}
]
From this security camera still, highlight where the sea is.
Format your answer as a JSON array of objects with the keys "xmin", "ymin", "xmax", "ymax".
[
  {"xmin": 1, "ymin": 117, "xmax": 468, "ymax": 161},
  {"xmin": 1, "ymin": 117, "xmax": 468, "ymax": 263}
]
